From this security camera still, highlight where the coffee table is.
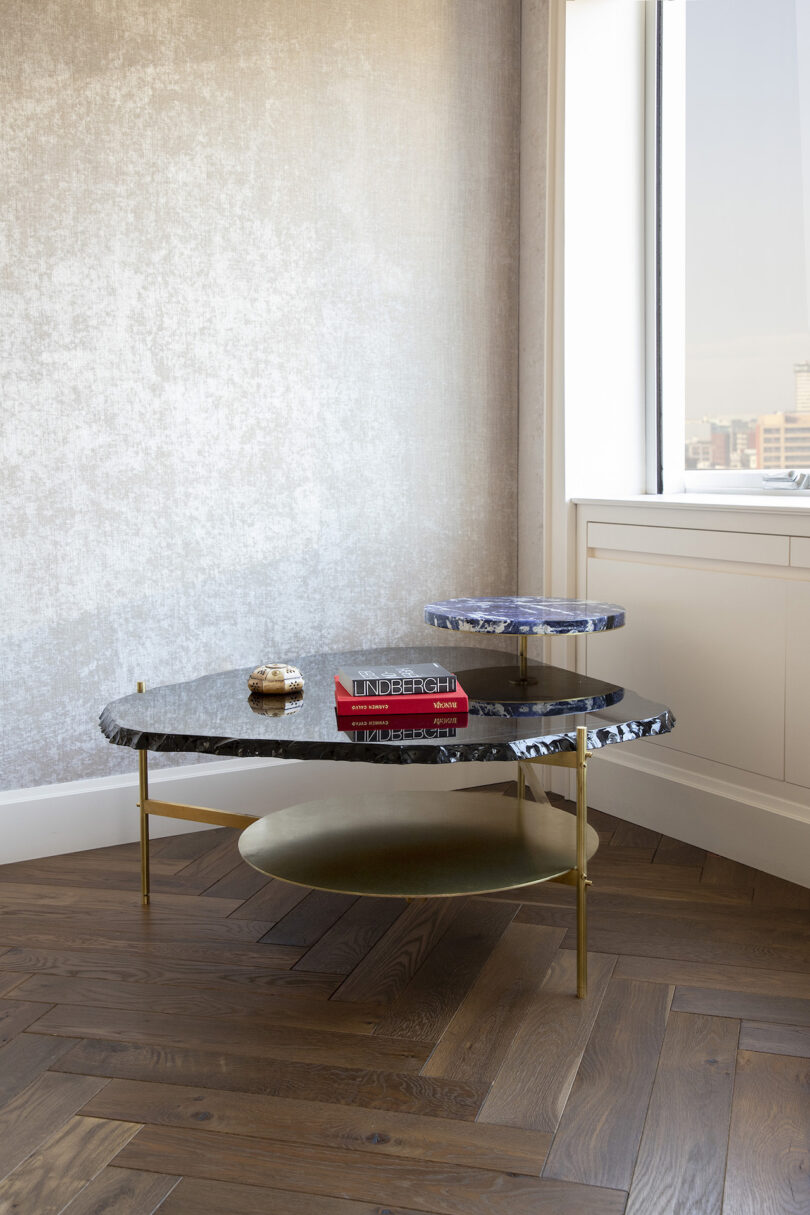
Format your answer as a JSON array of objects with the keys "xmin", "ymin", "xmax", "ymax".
[{"xmin": 100, "ymin": 645, "xmax": 674, "ymax": 997}]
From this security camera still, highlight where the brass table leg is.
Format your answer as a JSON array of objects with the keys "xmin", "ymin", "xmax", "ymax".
[
  {"xmin": 518, "ymin": 730, "xmax": 593, "ymax": 998},
  {"xmin": 575, "ymin": 724, "xmax": 592, "ymax": 998},
  {"xmin": 137, "ymin": 681, "xmax": 150, "ymax": 907},
  {"xmin": 131, "ymin": 677, "xmax": 257, "ymax": 909}
]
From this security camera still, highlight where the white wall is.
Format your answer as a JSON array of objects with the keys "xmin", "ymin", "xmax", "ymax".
[
  {"xmin": 1, "ymin": 0, "xmax": 522, "ymax": 793},
  {"xmin": 564, "ymin": 0, "xmax": 648, "ymax": 501},
  {"xmin": 518, "ymin": 0, "xmax": 550, "ymax": 597}
]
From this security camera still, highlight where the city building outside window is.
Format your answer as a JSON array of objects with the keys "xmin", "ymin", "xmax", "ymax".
[{"xmin": 665, "ymin": 0, "xmax": 810, "ymax": 489}]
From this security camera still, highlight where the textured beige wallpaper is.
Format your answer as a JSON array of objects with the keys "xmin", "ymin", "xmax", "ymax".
[{"xmin": 1, "ymin": 0, "xmax": 521, "ymax": 789}]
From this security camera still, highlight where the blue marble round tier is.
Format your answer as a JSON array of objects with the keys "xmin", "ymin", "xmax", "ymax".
[{"xmin": 424, "ymin": 596, "xmax": 626, "ymax": 635}]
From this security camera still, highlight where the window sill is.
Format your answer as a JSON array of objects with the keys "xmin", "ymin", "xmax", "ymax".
[{"xmin": 573, "ymin": 493, "xmax": 810, "ymax": 514}]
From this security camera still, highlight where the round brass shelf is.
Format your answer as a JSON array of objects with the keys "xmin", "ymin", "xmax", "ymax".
[{"xmin": 238, "ymin": 791, "xmax": 599, "ymax": 899}]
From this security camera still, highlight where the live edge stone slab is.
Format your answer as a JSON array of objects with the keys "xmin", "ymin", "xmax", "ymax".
[
  {"xmin": 100, "ymin": 646, "xmax": 673, "ymax": 766},
  {"xmin": 423, "ymin": 596, "xmax": 626, "ymax": 634}
]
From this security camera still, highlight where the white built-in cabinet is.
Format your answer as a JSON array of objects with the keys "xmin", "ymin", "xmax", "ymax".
[
  {"xmin": 786, "ymin": 550, "xmax": 810, "ymax": 790},
  {"xmin": 573, "ymin": 499, "xmax": 810, "ymax": 886}
]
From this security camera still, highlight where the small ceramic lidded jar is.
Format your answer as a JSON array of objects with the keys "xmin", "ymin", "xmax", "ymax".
[{"xmin": 247, "ymin": 664, "xmax": 304, "ymax": 695}]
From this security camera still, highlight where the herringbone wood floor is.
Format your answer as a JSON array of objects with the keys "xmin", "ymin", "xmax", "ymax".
[{"xmin": 0, "ymin": 783, "xmax": 808, "ymax": 1214}]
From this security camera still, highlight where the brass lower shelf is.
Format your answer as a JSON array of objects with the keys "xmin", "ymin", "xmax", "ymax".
[{"xmin": 238, "ymin": 790, "xmax": 599, "ymax": 899}]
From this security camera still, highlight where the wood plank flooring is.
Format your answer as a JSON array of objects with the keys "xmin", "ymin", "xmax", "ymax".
[{"xmin": 0, "ymin": 783, "xmax": 808, "ymax": 1214}]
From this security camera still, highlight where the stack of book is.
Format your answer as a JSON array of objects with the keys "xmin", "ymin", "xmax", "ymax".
[{"xmin": 334, "ymin": 662, "xmax": 468, "ymax": 741}]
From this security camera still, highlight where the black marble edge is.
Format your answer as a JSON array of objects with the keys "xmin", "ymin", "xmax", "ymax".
[
  {"xmin": 424, "ymin": 612, "xmax": 626, "ymax": 635},
  {"xmin": 98, "ymin": 704, "xmax": 675, "ymax": 766}
]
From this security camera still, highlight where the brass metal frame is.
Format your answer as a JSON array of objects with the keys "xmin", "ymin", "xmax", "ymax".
[
  {"xmin": 135, "ymin": 683, "xmax": 260, "ymax": 908},
  {"xmin": 517, "ymin": 724, "xmax": 592, "ymax": 997},
  {"xmin": 133, "ymin": 684, "xmax": 593, "ymax": 996}
]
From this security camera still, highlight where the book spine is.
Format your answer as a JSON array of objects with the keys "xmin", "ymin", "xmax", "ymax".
[
  {"xmin": 336, "ymin": 713, "xmax": 468, "ymax": 731},
  {"xmin": 334, "ymin": 683, "xmax": 468, "ymax": 716},
  {"xmin": 349, "ymin": 675, "xmax": 457, "ymax": 696}
]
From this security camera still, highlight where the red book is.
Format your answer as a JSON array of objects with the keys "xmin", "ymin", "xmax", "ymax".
[
  {"xmin": 333, "ymin": 676, "xmax": 468, "ymax": 716},
  {"xmin": 336, "ymin": 712, "xmax": 469, "ymax": 731}
]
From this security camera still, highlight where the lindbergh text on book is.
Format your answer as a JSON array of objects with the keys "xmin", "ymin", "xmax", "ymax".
[
  {"xmin": 355, "ymin": 677, "xmax": 455, "ymax": 695},
  {"xmin": 337, "ymin": 662, "xmax": 457, "ymax": 697}
]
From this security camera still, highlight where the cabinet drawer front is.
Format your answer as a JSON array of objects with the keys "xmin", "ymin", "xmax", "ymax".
[
  {"xmin": 588, "ymin": 522, "xmax": 789, "ymax": 567},
  {"xmin": 789, "ymin": 537, "xmax": 810, "ymax": 568},
  {"xmin": 586, "ymin": 557, "xmax": 786, "ymax": 781}
]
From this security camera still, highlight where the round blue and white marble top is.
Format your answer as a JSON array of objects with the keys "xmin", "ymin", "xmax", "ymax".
[{"xmin": 424, "ymin": 596, "xmax": 625, "ymax": 635}]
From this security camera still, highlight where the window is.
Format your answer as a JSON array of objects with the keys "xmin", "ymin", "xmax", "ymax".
[{"xmin": 660, "ymin": 0, "xmax": 810, "ymax": 491}]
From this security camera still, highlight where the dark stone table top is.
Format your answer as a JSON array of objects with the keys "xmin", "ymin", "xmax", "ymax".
[
  {"xmin": 100, "ymin": 646, "xmax": 674, "ymax": 766},
  {"xmin": 424, "ymin": 596, "xmax": 626, "ymax": 635}
]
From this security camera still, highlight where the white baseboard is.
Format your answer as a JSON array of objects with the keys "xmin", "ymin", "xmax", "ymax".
[
  {"xmin": 0, "ymin": 757, "xmax": 516, "ymax": 865},
  {"xmin": 586, "ymin": 746, "xmax": 810, "ymax": 888}
]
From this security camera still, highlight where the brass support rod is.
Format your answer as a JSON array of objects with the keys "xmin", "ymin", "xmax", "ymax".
[
  {"xmin": 136, "ymin": 681, "xmax": 150, "ymax": 907},
  {"xmin": 144, "ymin": 799, "xmax": 258, "ymax": 831},
  {"xmin": 518, "ymin": 634, "xmax": 528, "ymax": 682},
  {"xmin": 575, "ymin": 724, "xmax": 590, "ymax": 998},
  {"xmin": 549, "ymin": 869, "xmax": 578, "ymax": 887},
  {"xmin": 516, "ymin": 761, "xmax": 526, "ymax": 804},
  {"xmin": 528, "ymin": 750, "xmax": 578, "ymax": 769}
]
